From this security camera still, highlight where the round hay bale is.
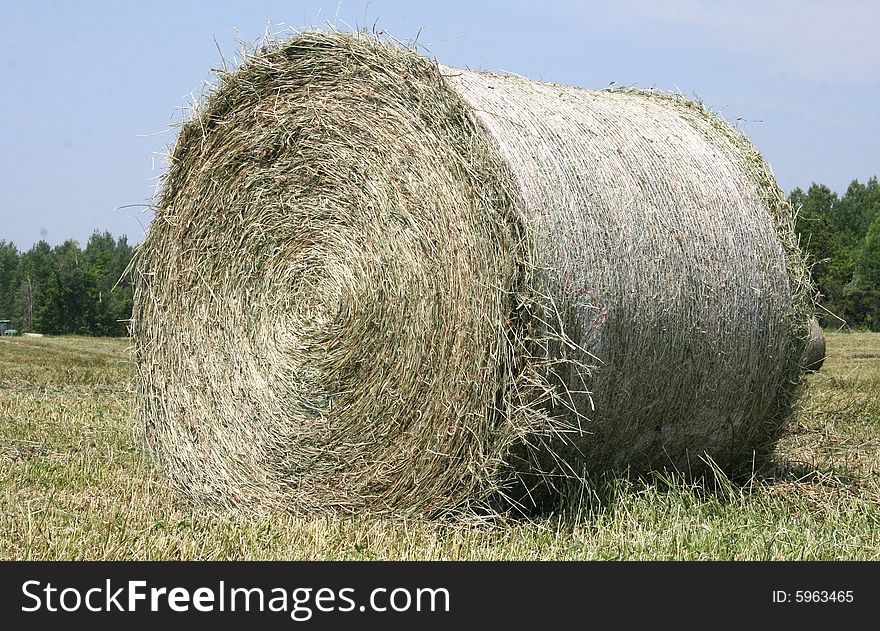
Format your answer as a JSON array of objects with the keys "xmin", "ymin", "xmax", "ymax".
[
  {"xmin": 132, "ymin": 31, "xmax": 811, "ymax": 516},
  {"xmin": 803, "ymin": 317, "xmax": 826, "ymax": 372}
]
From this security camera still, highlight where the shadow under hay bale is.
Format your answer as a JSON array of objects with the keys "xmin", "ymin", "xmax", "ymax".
[{"xmin": 132, "ymin": 31, "xmax": 812, "ymax": 517}]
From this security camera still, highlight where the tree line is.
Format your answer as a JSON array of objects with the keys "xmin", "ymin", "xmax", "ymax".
[
  {"xmin": 0, "ymin": 232, "xmax": 133, "ymax": 337},
  {"xmin": 791, "ymin": 176, "xmax": 880, "ymax": 330},
  {"xmin": 0, "ymin": 177, "xmax": 877, "ymax": 337}
]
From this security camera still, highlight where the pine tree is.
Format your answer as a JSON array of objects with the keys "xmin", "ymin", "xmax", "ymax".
[
  {"xmin": 855, "ymin": 215, "xmax": 880, "ymax": 330},
  {"xmin": 0, "ymin": 241, "xmax": 21, "ymax": 326}
]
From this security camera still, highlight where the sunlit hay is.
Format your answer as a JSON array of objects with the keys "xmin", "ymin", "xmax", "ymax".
[
  {"xmin": 444, "ymin": 72, "xmax": 812, "ymax": 484},
  {"xmin": 132, "ymin": 31, "xmax": 811, "ymax": 516},
  {"xmin": 804, "ymin": 317, "xmax": 826, "ymax": 372}
]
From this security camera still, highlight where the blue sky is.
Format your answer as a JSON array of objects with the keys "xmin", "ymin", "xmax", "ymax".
[{"xmin": 1, "ymin": 0, "xmax": 877, "ymax": 249}]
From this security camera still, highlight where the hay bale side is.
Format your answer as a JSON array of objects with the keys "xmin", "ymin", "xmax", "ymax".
[
  {"xmin": 444, "ymin": 70, "xmax": 811, "ymax": 476},
  {"xmin": 132, "ymin": 31, "xmax": 810, "ymax": 516}
]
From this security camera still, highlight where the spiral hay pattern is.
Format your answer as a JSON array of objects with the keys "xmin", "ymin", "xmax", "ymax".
[{"xmin": 132, "ymin": 31, "xmax": 811, "ymax": 516}]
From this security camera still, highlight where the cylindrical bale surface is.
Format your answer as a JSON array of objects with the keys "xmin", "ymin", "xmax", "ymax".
[
  {"xmin": 132, "ymin": 32, "xmax": 810, "ymax": 515},
  {"xmin": 444, "ymin": 69, "xmax": 811, "ymax": 475}
]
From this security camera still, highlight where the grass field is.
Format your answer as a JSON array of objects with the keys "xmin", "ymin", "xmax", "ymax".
[{"xmin": 1, "ymin": 332, "xmax": 878, "ymax": 560}]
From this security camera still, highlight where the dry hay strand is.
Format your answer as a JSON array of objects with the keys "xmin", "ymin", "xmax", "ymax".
[{"xmin": 131, "ymin": 31, "xmax": 812, "ymax": 517}]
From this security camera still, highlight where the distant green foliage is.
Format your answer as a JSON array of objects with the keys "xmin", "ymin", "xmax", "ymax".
[
  {"xmin": 0, "ymin": 231, "xmax": 133, "ymax": 336},
  {"xmin": 791, "ymin": 176, "xmax": 880, "ymax": 330},
  {"xmin": 856, "ymin": 214, "xmax": 880, "ymax": 330}
]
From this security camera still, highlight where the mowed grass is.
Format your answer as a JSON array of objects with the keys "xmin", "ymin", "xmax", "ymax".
[{"xmin": 1, "ymin": 333, "xmax": 878, "ymax": 560}]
